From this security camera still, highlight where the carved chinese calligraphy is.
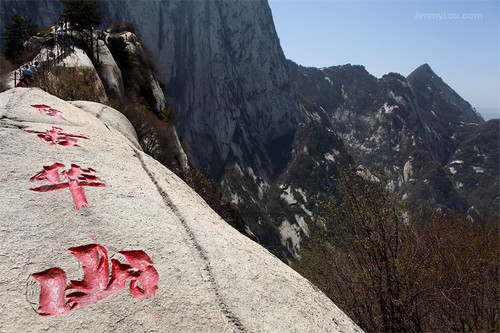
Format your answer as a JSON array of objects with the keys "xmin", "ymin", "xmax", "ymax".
[
  {"xmin": 31, "ymin": 104, "xmax": 66, "ymax": 120},
  {"xmin": 32, "ymin": 244, "xmax": 159, "ymax": 316},
  {"xmin": 29, "ymin": 163, "xmax": 106, "ymax": 211},
  {"xmin": 25, "ymin": 101, "xmax": 159, "ymax": 317},
  {"xmin": 24, "ymin": 127, "xmax": 89, "ymax": 146}
]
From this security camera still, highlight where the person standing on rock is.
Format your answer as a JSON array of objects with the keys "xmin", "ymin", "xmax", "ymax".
[
  {"xmin": 21, "ymin": 65, "xmax": 32, "ymax": 82},
  {"xmin": 30, "ymin": 62, "xmax": 39, "ymax": 76}
]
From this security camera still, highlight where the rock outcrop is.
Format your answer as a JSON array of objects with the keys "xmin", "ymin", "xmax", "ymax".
[
  {"xmin": 0, "ymin": 87, "xmax": 362, "ymax": 332},
  {"xmin": 95, "ymin": 39, "xmax": 125, "ymax": 98}
]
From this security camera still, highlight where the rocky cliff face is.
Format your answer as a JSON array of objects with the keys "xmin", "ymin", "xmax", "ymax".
[
  {"xmin": 287, "ymin": 61, "xmax": 488, "ymax": 216},
  {"xmin": 98, "ymin": 0, "xmax": 308, "ymax": 253},
  {"xmin": 2, "ymin": 0, "xmax": 302, "ymax": 180},
  {"xmin": 407, "ymin": 63, "xmax": 484, "ymax": 164},
  {"xmin": 0, "ymin": 0, "xmax": 62, "ymax": 27},
  {"xmin": 444, "ymin": 119, "xmax": 500, "ymax": 219},
  {"xmin": 97, "ymin": 0, "xmax": 304, "ymax": 181}
]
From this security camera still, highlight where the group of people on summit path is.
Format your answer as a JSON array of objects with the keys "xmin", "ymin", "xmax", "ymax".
[
  {"xmin": 16, "ymin": 17, "xmax": 71, "ymax": 87},
  {"xmin": 17, "ymin": 61, "xmax": 39, "ymax": 87}
]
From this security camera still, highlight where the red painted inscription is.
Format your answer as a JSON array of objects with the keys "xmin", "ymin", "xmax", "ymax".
[
  {"xmin": 29, "ymin": 163, "xmax": 105, "ymax": 211},
  {"xmin": 32, "ymin": 244, "xmax": 159, "ymax": 316},
  {"xmin": 31, "ymin": 104, "xmax": 66, "ymax": 120},
  {"xmin": 24, "ymin": 127, "xmax": 89, "ymax": 146}
]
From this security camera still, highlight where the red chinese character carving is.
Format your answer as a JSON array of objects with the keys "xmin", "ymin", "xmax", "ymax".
[
  {"xmin": 120, "ymin": 250, "xmax": 160, "ymax": 300},
  {"xmin": 32, "ymin": 268, "xmax": 69, "ymax": 316},
  {"xmin": 29, "ymin": 163, "xmax": 106, "ymax": 211},
  {"xmin": 31, "ymin": 104, "xmax": 66, "ymax": 120},
  {"xmin": 32, "ymin": 244, "xmax": 159, "ymax": 316},
  {"xmin": 24, "ymin": 127, "xmax": 89, "ymax": 146}
]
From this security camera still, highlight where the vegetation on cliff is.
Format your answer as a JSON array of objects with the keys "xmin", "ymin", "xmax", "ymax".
[{"xmin": 293, "ymin": 168, "xmax": 499, "ymax": 332}]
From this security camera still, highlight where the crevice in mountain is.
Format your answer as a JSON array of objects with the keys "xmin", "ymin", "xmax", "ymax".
[{"xmin": 264, "ymin": 129, "xmax": 296, "ymax": 176}]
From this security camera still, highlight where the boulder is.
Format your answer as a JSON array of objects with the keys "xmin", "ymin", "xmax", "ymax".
[{"xmin": 0, "ymin": 88, "xmax": 362, "ymax": 332}]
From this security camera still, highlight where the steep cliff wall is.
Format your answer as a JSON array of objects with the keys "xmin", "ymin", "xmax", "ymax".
[
  {"xmin": 1, "ymin": 0, "xmax": 302, "ymax": 179},
  {"xmin": 97, "ymin": 0, "xmax": 304, "ymax": 179}
]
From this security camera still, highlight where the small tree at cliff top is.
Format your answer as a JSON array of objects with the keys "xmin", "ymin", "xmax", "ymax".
[
  {"xmin": 1, "ymin": 14, "xmax": 38, "ymax": 66},
  {"xmin": 61, "ymin": 0, "xmax": 102, "ymax": 62}
]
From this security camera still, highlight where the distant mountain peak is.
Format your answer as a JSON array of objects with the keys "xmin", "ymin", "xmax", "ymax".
[
  {"xmin": 407, "ymin": 63, "xmax": 435, "ymax": 80},
  {"xmin": 407, "ymin": 63, "xmax": 483, "ymax": 126}
]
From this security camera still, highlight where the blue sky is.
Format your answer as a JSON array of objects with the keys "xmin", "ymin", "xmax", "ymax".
[{"xmin": 268, "ymin": 0, "xmax": 499, "ymax": 115}]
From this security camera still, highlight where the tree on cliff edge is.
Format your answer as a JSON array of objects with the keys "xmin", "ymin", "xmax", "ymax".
[
  {"xmin": 1, "ymin": 14, "xmax": 38, "ymax": 66},
  {"xmin": 61, "ymin": 0, "xmax": 102, "ymax": 62}
]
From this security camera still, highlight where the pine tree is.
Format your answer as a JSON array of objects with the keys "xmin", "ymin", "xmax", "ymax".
[
  {"xmin": 61, "ymin": 0, "xmax": 102, "ymax": 62},
  {"xmin": 1, "ymin": 14, "xmax": 38, "ymax": 65}
]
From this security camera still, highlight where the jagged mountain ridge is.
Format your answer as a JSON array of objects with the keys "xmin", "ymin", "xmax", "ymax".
[
  {"xmin": 1, "ymin": 0, "xmax": 497, "ymax": 259},
  {"xmin": 407, "ymin": 63, "xmax": 484, "ymax": 164},
  {"xmin": 287, "ymin": 61, "xmax": 489, "ymax": 214}
]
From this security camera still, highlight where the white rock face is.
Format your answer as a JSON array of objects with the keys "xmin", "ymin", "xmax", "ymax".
[
  {"xmin": 68, "ymin": 100, "xmax": 141, "ymax": 150},
  {"xmin": 96, "ymin": 39, "xmax": 125, "ymax": 97},
  {"xmin": 0, "ymin": 0, "xmax": 306, "ymax": 255},
  {"xmin": 0, "ymin": 88, "xmax": 362, "ymax": 333},
  {"xmin": 149, "ymin": 70, "xmax": 166, "ymax": 112}
]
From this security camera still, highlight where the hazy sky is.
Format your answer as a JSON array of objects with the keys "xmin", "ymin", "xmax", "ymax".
[{"xmin": 268, "ymin": 0, "xmax": 499, "ymax": 112}]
